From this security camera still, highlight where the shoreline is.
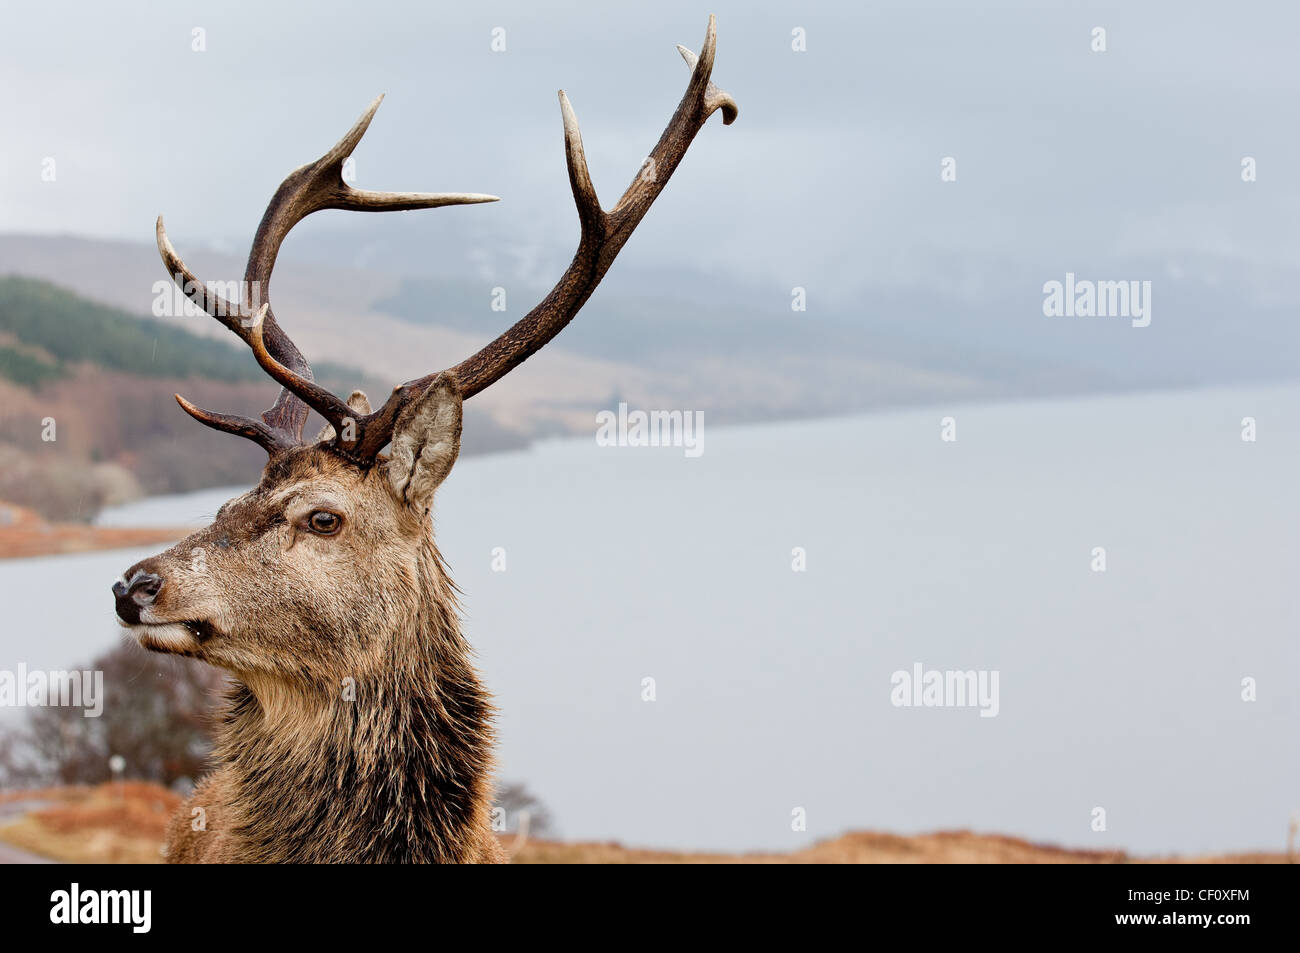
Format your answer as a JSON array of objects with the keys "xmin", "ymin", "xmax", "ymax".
[{"xmin": 0, "ymin": 504, "xmax": 190, "ymax": 560}]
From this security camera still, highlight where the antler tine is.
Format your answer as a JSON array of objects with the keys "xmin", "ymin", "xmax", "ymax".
[
  {"xmin": 673, "ymin": 18, "xmax": 739, "ymax": 128},
  {"xmin": 158, "ymin": 95, "xmax": 499, "ymax": 452},
  {"xmin": 156, "ymin": 217, "xmax": 245, "ymax": 330},
  {"xmin": 173, "ymin": 394, "xmax": 295, "ymax": 455},
  {"xmin": 244, "ymin": 94, "xmax": 500, "ymax": 291},
  {"xmin": 558, "ymin": 91, "xmax": 604, "ymax": 231},
  {"xmin": 243, "ymin": 305, "xmax": 356, "ymax": 438},
  {"xmin": 353, "ymin": 15, "xmax": 738, "ymax": 460}
]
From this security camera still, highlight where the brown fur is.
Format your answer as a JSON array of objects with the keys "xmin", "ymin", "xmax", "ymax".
[{"xmin": 122, "ymin": 384, "xmax": 504, "ymax": 863}]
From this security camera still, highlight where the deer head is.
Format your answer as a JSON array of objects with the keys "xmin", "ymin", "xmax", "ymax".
[{"xmin": 112, "ymin": 17, "xmax": 739, "ymax": 688}]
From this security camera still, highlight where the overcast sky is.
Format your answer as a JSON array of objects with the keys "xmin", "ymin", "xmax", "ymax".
[{"xmin": 4, "ymin": 0, "xmax": 1300, "ymax": 319}]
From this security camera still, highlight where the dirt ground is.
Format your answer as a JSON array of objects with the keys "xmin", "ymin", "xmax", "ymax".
[{"xmin": 0, "ymin": 784, "xmax": 1288, "ymax": 864}]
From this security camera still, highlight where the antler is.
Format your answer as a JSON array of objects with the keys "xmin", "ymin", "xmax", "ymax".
[
  {"xmin": 164, "ymin": 15, "xmax": 737, "ymax": 462},
  {"xmin": 158, "ymin": 96, "xmax": 498, "ymax": 451},
  {"xmin": 348, "ymin": 15, "xmax": 737, "ymax": 459}
]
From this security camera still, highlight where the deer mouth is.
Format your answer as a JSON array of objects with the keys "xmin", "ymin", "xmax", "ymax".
[{"xmin": 122, "ymin": 619, "xmax": 219, "ymax": 653}]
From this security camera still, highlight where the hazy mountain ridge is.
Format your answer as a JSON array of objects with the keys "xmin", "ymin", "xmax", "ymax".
[
  {"xmin": 4, "ymin": 230, "xmax": 1292, "ymax": 464},
  {"xmin": 0, "ymin": 233, "xmax": 1134, "ymax": 434}
]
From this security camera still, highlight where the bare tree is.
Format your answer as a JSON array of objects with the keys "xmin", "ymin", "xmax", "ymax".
[
  {"xmin": 493, "ymin": 782, "xmax": 556, "ymax": 838},
  {"xmin": 0, "ymin": 641, "xmax": 225, "ymax": 789}
]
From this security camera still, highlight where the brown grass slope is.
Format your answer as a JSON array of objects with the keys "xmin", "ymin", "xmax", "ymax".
[{"xmin": 0, "ymin": 784, "xmax": 1287, "ymax": 864}]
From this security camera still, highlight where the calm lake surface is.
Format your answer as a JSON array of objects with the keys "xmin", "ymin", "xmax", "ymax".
[{"xmin": 3, "ymin": 384, "xmax": 1298, "ymax": 855}]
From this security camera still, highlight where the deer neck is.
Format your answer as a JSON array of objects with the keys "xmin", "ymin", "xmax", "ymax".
[{"xmin": 215, "ymin": 550, "xmax": 496, "ymax": 863}]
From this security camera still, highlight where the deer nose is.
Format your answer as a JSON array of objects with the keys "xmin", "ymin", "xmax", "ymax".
[{"xmin": 113, "ymin": 571, "xmax": 163, "ymax": 623}]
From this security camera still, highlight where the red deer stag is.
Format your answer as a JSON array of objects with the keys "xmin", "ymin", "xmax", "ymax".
[{"xmin": 111, "ymin": 17, "xmax": 736, "ymax": 863}]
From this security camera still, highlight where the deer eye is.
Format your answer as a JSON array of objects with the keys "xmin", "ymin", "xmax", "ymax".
[{"xmin": 307, "ymin": 511, "xmax": 342, "ymax": 535}]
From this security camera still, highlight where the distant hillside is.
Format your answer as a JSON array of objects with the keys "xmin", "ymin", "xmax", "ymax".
[
  {"xmin": 0, "ymin": 233, "xmax": 1047, "ymax": 436},
  {"xmin": 0, "ymin": 234, "xmax": 700, "ymax": 437},
  {"xmin": 0, "ymin": 276, "xmax": 263, "ymax": 385},
  {"xmin": 0, "ymin": 277, "xmax": 527, "ymax": 521},
  {"xmin": 0, "ymin": 275, "xmax": 374, "ymax": 390}
]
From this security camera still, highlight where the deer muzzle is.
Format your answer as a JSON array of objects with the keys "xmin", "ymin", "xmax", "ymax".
[{"xmin": 113, "ymin": 570, "xmax": 163, "ymax": 625}]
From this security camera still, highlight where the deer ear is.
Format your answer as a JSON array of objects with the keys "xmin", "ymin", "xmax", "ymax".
[
  {"xmin": 316, "ymin": 390, "xmax": 372, "ymax": 443},
  {"xmin": 385, "ymin": 373, "xmax": 462, "ymax": 509}
]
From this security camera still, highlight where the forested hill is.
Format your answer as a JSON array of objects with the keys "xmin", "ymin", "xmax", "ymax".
[{"xmin": 0, "ymin": 275, "xmax": 360, "ymax": 388}]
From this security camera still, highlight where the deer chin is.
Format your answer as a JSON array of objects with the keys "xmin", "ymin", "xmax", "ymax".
[{"xmin": 120, "ymin": 619, "xmax": 219, "ymax": 654}]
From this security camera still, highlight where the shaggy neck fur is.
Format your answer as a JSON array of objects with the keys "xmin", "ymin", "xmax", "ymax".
[{"xmin": 212, "ymin": 545, "xmax": 496, "ymax": 863}]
